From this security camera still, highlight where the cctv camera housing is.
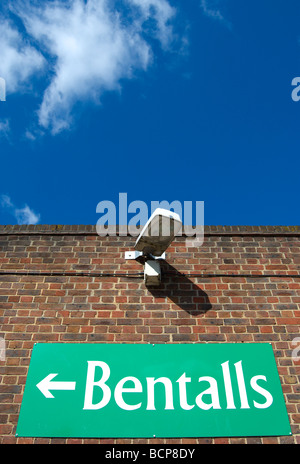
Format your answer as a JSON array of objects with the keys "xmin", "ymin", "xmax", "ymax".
[{"xmin": 135, "ymin": 208, "xmax": 182, "ymax": 257}]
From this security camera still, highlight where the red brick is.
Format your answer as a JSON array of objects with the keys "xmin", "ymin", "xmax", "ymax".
[{"xmin": 0, "ymin": 226, "xmax": 299, "ymax": 444}]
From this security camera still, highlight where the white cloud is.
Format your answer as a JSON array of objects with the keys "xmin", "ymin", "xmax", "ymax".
[
  {"xmin": 127, "ymin": 0, "xmax": 176, "ymax": 49},
  {"xmin": 15, "ymin": 205, "xmax": 40, "ymax": 225},
  {"xmin": 0, "ymin": 77, "xmax": 5, "ymax": 101},
  {"xmin": 5, "ymin": 0, "xmax": 178, "ymax": 135},
  {"xmin": 23, "ymin": 126, "xmax": 45, "ymax": 141},
  {"xmin": 0, "ymin": 194, "xmax": 40, "ymax": 224},
  {"xmin": 24, "ymin": 130, "xmax": 37, "ymax": 141},
  {"xmin": 0, "ymin": 118, "xmax": 11, "ymax": 139},
  {"xmin": 0, "ymin": 18, "xmax": 45, "ymax": 93},
  {"xmin": 200, "ymin": 0, "xmax": 231, "ymax": 28},
  {"xmin": 0, "ymin": 194, "xmax": 13, "ymax": 209}
]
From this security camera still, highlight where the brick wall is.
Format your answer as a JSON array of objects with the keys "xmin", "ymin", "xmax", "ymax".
[{"xmin": 0, "ymin": 225, "xmax": 299, "ymax": 444}]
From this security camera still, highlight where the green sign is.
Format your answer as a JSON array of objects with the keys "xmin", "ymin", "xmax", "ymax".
[{"xmin": 16, "ymin": 343, "xmax": 291, "ymax": 438}]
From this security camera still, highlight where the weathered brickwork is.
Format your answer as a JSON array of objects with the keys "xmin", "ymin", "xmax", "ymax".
[{"xmin": 0, "ymin": 225, "xmax": 299, "ymax": 444}]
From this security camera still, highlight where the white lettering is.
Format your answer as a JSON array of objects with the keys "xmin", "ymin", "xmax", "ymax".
[
  {"xmin": 221, "ymin": 361, "xmax": 236, "ymax": 409},
  {"xmin": 292, "ymin": 77, "xmax": 300, "ymax": 102},
  {"xmin": 234, "ymin": 361, "xmax": 250, "ymax": 409},
  {"xmin": 82, "ymin": 359, "xmax": 274, "ymax": 414},
  {"xmin": 146, "ymin": 377, "xmax": 174, "ymax": 410},
  {"xmin": 184, "ymin": 201, "xmax": 204, "ymax": 238},
  {"xmin": 188, "ymin": 449, "xmax": 195, "ymax": 458},
  {"xmin": 106, "ymin": 449, "xmax": 140, "ymax": 461},
  {"xmin": 96, "ymin": 201, "xmax": 116, "ymax": 236},
  {"xmin": 195, "ymin": 376, "xmax": 221, "ymax": 410},
  {"xmin": 151, "ymin": 200, "xmax": 183, "ymax": 237},
  {"xmin": 176, "ymin": 373, "xmax": 194, "ymax": 410},
  {"xmin": 128, "ymin": 200, "xmax": 148, "ymax": 237},
  {"xmin": 250, "ymin": 375, "xmax": 273, "ymax": 409},
  {"xmin": 118, "ymin": 193, "xmax": 128, "ymax": 236},
  {"xmin": 83, "ymin": 361, "xmax": 111, "ymax": 410},
  {"xmin": 114, "ymin": 376, "xmax": 142, "ymax": 410},
  {"xmin": 150, "ymin": 449, "xmax": 156, "ymax": 459}
]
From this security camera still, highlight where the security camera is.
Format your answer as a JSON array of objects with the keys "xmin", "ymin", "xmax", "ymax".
[
  {"xmin": 125, "ymin": 208, "xmax": 182, "ymax": 286},
  {"xmin": 135, "ymin": 208, "xmax": 182, "ymax": 257}
]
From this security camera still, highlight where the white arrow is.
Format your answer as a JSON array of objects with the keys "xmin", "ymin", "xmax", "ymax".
[{"xmin": 36, "ymin": 373, "xmax": 76, "ymax": 398}]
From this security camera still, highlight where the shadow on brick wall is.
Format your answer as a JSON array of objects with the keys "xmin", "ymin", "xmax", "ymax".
[{"xmin": 147, "ymin": 262, "xmax": 212, "ymax": 316}]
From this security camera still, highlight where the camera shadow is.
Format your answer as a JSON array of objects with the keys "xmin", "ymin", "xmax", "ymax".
[{"xmin": 147, "ymin": 261, "xmax": 212, "ymax": 316}]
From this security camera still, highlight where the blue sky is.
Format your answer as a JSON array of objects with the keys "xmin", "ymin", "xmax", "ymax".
[{"xmin": 0, "ymin": 0, "xmax": 300, "ymax": 226}]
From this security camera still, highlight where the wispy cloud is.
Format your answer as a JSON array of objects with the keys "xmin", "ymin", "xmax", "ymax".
[
  {"xmin": 200, "ymin": 0, "xmax": 231, "ymax": 28},
  {"xmin": 14, "ymin": 205, "xmax": 40, "ymax": 225},
  {"xmin": 0, "ymin": 194, "xmax": 40, "ymax": 224},
  {"xmin": 0, "ymin": 18, "xmax": 45, "ymax": 93},
  {"xmin": 0, "ymin": 118, "xmax": 11, "ymax": 140},
  {"xmin": 1, "ymin": 195, "xmax": 13, "ymax": 209},
  {"xmin": 1, "ymin": 0, "xmax": 180, "ymax": 135}
]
